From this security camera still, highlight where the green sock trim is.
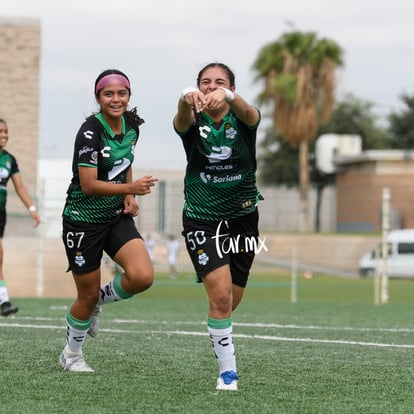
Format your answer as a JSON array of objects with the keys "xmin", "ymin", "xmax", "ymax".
[
  {"xmin": 208, "ymin": 317, "xmax": 232, "ymax": 329},
  {"xmin": 66, "ymin": 312, "xmax": 91, "ymax": 330},
  {"xmin": 113, "ymin": 273, "xmax": 133, "ymax": 299},
  {"xmin": 0, "ymin": 280, "xmax": 6, "ymax": 288}
]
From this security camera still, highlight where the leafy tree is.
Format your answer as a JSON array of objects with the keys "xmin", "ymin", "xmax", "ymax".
[
  {"xmin": 252, "ymin": 31, "xmax": 343, "ymax": 232},
  {"xmin": 318, "ymin": 93, "xmax": 389, "ymax": 149},
  {"xmin": 259, "ymin": 94, "xmax": 389, "ymax": 185},
  {"xmin": 388, "ymin": 94, "xmax": 414, "ymax": 149},
  {"xmin": 258, "ymin": 125, "xmax": 299, "ymax": 186},
  {"xmin": 258, "ymin": 94, "xmax": 389, "ymax": 231}
]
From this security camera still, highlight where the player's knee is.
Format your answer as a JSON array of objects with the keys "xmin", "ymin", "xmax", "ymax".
[
  {"xmin": 126, "ymin": 269, "xmax": 154, "ymax": 293},
  {"xmin": 139, "ymin": 271, "xmax": 154, "ymax": 291},
  {"xmin": 211, "ymin": 293, "xmax": 232, "ymax": 315}
]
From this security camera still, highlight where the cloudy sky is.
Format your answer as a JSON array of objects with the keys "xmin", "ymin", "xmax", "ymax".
[{"xmin": 2, "ymin": 0, "xmax": 413, "ymax": 170}]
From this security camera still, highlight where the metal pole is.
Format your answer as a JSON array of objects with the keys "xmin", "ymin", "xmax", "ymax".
[
  {"xmin": 291, "ymin": 246, "xmax": 298, "ymax": 303},
  {"xmin": 157, "ymin": 180, "xmax": 166, "ymax": 233},
  {"xmin": 374, "ymin": 245, "xmax": 380, "ymax": 305},
  {"xmin": 36, "ymin": 179, "xmax": 45, "ymax": 298},
  {"xmin": 380, "ymin": 187, "xmax": 390, "ymax": 304}
]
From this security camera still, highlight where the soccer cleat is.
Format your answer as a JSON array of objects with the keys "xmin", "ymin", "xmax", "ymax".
[
  {"xmin": 216, "ymin": 370, "xmax": 239, "ymax": 391},
  {"xmin": 59, "ymin": 347, "xmax": 94, "ymax": 372},
  {"xmin": 0, "ymin": 301, "xmax": 18, "ymax": 316},
  {"xmin": 87, "ymin": 305, "xmax": 102, "ymax": 337}
]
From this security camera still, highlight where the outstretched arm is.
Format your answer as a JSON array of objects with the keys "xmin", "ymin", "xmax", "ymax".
[
  {"xmin": 11, "ymin": 173, "xmax": 41, "ymax": 227},
  {"xmin": 205, "ymin": 87, "xmax": 260, "ymax": 127},
  {"xmin": 173, "ymin": 87, "xmax": 205, "ymax": 133}
]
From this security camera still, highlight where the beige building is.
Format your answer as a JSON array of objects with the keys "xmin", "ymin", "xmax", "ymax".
[
  {"xmin": 335, "ymin": 150, "xmax": 414, "ymax": 232},
  {"xmin": 0, "ymin": 17, "xmax": 41, "ymax": 212}
]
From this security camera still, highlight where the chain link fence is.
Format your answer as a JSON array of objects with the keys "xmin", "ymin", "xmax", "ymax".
[{"xmin": 4, "ymin": 176, "xmax": 392, "ymax": 298}]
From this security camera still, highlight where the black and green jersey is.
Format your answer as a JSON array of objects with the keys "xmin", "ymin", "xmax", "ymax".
[
  {"xmin": 0, "ymin": 150, "xmax": 19, "ymax": 212},
  {"xmin": 176, "ymin": 110, "xmax": 261, "ymax": 221},
  {"xmin": 63, "ymin": 113, "xmax": 139, "ymax": 223}
]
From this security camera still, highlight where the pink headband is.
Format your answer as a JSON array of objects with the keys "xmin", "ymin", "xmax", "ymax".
[{"xmin": 95, "ymin": 74, "xmax": 131, "ymax": 95}]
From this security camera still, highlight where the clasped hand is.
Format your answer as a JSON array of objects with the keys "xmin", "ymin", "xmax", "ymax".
[{"xmin": 182, "ymin": 89, "xmax": 228, "ymax": 113}]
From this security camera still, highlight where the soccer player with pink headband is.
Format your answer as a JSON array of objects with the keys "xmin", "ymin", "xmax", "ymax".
[{"xmin": 59, "ymin": 69, "xmax": 158, "ymax": 372}]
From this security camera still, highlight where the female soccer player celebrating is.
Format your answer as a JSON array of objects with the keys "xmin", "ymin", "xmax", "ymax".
[
  {"xmin": 173, "ymin": 63, "xmax": 262, "ymax": 390},
  {"xmin": 60, "ymin": 69, "xmax": 157, "ymax": 372}
]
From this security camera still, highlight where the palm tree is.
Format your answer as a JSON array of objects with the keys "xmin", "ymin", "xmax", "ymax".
[{"xmin": 252, "ymin": 31, "xmax": 343, "ymax": 232}]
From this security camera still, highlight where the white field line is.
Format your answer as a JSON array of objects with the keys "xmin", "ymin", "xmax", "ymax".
[
  {"xmin": 1, "ymin": 317, "xmax": 414, "ymax": 349},
  {"xmin": 4, "ymin": 316, "xmax": 414, "ymax": 333}
]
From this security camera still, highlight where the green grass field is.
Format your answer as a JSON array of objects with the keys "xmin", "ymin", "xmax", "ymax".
[{"xmin": 1, "ymin": 270, "xmax": 414, "ymax": 413}]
